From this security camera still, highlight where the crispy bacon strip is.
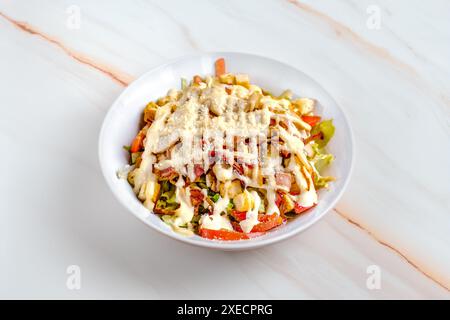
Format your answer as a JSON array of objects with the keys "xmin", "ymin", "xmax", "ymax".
[{"xmin": 190, "ymin": 189, "xmax": 204, "ymax": 207}]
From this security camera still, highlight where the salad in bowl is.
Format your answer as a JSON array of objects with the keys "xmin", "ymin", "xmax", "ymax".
[{"xmin": 121, "ymin": 58, "xmax": 336, "ymax": 241}]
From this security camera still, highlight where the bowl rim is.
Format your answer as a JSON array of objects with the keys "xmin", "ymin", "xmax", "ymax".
[{"xmin": 98, "ymin": 51, "xmax": 355, "ymax": 250}]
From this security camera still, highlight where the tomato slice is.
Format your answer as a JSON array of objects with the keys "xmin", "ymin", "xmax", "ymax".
[
  {"xmin": 230, "ymin": 210, "xmax": 247, "ymax": 222},
  {"xmin": 294, "ymin": 203, "xmax": 315, "ymax": 214},
  {"xmin": 231, "ymin": 214, "xmax": 283, "ymax": 234},
  {"xmin": 251, "ymin": 214, "xmax": 283, "ymax": 232},
  {"xmin": 200, "ymin": 228, "xmax": 249, "ymax": 240},
  {"xmin": 301, "ymin": 115, "xmax": 321, "ymax": 127}
]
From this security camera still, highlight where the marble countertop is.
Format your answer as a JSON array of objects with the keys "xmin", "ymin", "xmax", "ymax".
[{"xmin": 1, "ymin": 0, "xmax": 449, "ymax": 299}]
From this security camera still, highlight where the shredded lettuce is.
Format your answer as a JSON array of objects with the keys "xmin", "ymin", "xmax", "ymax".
[
  {"xmin": 314, "ymin": 175, "xmax": 335, "ymax": 189},
  {"xmin": 309, "ymin": 142, "xmax": 335, "ymax": 189},
  {"xmin": 156, "ymin": 181, "xmax": 179, "ymax": 210},
  {"xmin": 310, "ymin": 144, "xmax": 333, "ymax": 172},
  {"xmin": 307, "ymin": 119, "xmax": 336, "ymax": 188},
  {"xmin": 165, "ymin": 192, "xmax": 178, "ymax": 206}
]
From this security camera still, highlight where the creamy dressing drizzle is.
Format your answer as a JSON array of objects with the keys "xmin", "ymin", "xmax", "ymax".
[
  {"xmin": 239, "ymin": 191, "xmax": 261, "ymax": 233},
  {"xmin": 132, "ymin": 76, "xmax": 318, "ymax": 235}
]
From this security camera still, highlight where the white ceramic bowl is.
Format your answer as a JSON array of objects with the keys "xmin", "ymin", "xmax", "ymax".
[{"xmin": 99, "ymin": 52, "xmax": 354, "ymax": 250}]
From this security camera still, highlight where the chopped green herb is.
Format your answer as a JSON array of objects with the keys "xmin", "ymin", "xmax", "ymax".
[
  {"xmin": 156, "ymin": 181, "xmax": 179, "ymax": 210},
  {"xmin": 226, "ymin": 201, "xmax": 234, "ymax": 212},
  {"xmin": 211, "ymin": 193, "xmax": 220, "ymax": 203}
]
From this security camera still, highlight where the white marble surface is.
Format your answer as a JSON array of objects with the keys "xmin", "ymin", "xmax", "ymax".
[{"xmin": 1, "ymin": 0, "xmax": 449, "ymax": 299}]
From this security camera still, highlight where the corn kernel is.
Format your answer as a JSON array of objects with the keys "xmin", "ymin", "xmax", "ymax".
[
  {"xmin": 235, "ymin": 74, "xmax": 250, "ymax": 87},
  {"xmin": 219, "ymin": 73, "xmax": 235, "ymax": 85},
  {"xmin": 233, "ymin": 190, "xmax": 254, "ymax": 212}
]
